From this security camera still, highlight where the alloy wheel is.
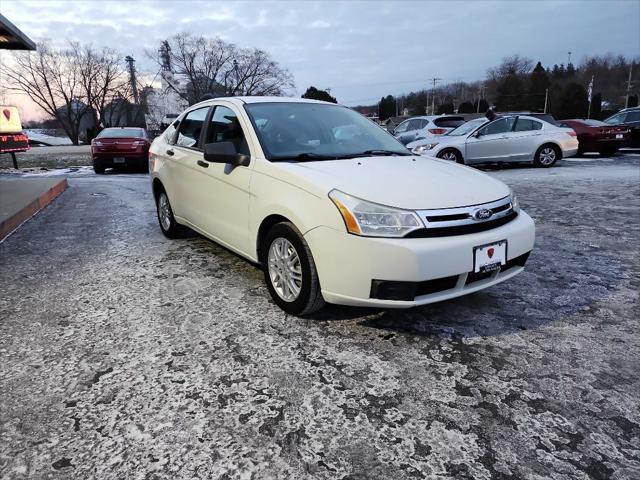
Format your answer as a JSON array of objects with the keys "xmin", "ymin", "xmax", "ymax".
[
  {"xmin": 539, "ymin": 147, "xmax": 556, "ymax": 165},
  {"xmin": 441, "ymin": 152, "xmax": 457, "ymax": 161},
  {"xmin": 268, "ymin": 237, "xmax": 303, "ymax": 302}
]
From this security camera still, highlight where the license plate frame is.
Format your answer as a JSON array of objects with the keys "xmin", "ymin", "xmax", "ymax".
[{"xmin": 473, "ymin": 240, "xmax": 507, "ymax": 273}]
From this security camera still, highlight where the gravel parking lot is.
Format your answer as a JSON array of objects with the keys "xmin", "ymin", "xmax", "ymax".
[{"xmin": 1, "ymin": 155, "xmax": 639, "ymax": 479}]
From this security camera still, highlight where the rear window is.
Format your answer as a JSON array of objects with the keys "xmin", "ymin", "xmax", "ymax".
[
  {"xmin": 581, "ymin": 119, "xmax": 607, "ymax": 127},
  {"xmin": 434, "ymin": 117, "xmax": 465, "ymax": 128},
  {"xmin": 97, "ymin": 128, "xmax": 144, "ymax": 138},
  {"xmin": 531, "ymin": 114, "xmax": 558, "ymax": 126}
]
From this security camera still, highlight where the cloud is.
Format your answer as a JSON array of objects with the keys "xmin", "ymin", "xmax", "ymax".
[{"xmin": 2, "ymin": 0, "xmax": 639, "ymax": 111}]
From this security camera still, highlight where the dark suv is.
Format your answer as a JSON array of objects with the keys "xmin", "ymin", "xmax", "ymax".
[{"xmin": 604, "ymin": 107, "xmax": 640, "ymax": 147}]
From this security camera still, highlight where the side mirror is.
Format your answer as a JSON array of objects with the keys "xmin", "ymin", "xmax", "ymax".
[{"xmin": 203, "ymin": 141, "xmax": 250, "ymax": 167}]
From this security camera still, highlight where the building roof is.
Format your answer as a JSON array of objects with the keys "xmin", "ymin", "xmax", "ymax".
[{"xmin": 0, "ymin": 13, "xmax": 36, "ymax": 50}]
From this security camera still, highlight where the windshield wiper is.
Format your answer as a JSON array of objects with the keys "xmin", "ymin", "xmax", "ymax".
[
  {"xmin": 345, "ymin": 149, "xmax": 412, "ymax": 158},
  {"xmin": 271, "ymin": 153, "xmax": 341, "ymax": 162}
]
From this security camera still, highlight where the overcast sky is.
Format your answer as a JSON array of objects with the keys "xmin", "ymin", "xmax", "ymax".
[{"xmin": 1, "ymin": 0, "xmax": 638, "ymax": 118}]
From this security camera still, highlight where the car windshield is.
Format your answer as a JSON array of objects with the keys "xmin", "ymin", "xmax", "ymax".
[
  {"xmin": 446, "ymin": 118, "xmax": 487, "ymax": 136},
  {"xmin": 97, "ymin": 128, "xmax": 144, "ymax": 138},
  {"xmin": 244, "ymin": 102, "xmax": 411, "ymax": 161}
]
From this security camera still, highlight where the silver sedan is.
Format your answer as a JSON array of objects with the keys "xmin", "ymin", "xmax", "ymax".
[{"xmin": 407, "ymin": 115, "xmax": 579, "ymax": 167}]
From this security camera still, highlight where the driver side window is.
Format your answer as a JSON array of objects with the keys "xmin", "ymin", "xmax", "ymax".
[
  {"xmin": 204, "ymin": 106, "xmax": 249, "ymax": 155},
  {"xmin": 479, "ymin": 117, "xmax": 516, "ymax": 136},
  {"xmin": 394, "ymin": 121, "xmax": 410, "ymax": 133},
  {"xmin": 175, "ymin": 107, "xmax": 209, "ymax": 149}
]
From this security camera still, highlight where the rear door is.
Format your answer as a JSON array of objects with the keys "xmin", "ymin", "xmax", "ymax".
[
  {"xmin": 465, "ymin": 117, "xmax": 516, "ymax": 163},
  {"xmin": 167, "ymin": 106, "xmax": 210, "ymax": 221},
  {"xmin": 509, "ymin": 117, "xmax": 543, "ymax": 161}
]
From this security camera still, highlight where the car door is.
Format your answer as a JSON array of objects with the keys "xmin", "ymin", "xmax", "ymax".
[
  {"xmin": 186, "ymin": 103, "xmax": 254, "ymax": 255},
  {"xmin": 166, "ymin": 106, "xmax": 211, "ymax": 221},
  {"xmin": 465, "ymin": 117, "xmax": 516, "ymax": 163},
  {"xmin": 509, "ymin": 118, "xmax": 543, "ymax": 161},
  {"xmin": 393, "ymin": 120, "xmax": 410, "ymax": 140},
  {"xmin": 400, "ymin": 119, "xmax": 422, "ymax": 144}
]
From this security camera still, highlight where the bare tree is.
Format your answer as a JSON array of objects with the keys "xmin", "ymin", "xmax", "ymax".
[
  {"xmin": 4, "ymin": 42, "xmax": 92, "ymax": 144},
  {"xmin": 74, "ymin": 43, "xmax": 131, "ymax": 130},
  {"xmin": 148, "ymin": 33, "xmax": 295, "ymax": 104}
]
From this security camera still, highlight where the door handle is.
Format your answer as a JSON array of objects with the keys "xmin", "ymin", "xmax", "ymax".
[
  {"xmin": 166, "ymin": 149, "xmax": 174, "ymax": 156},
  {"xmin": 197, "ymin": 160, "xmax": 209, "ymax": 168}
]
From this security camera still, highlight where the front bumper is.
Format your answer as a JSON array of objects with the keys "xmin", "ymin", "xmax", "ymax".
[{"xmin": 304, "ymin": 210, "xmax": 535, "ymax": 308}]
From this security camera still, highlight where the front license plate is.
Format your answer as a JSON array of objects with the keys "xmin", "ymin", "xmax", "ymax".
[
  {"xmin": 616, "ymin": 134, "xmax": 624, "ymax": 139},
  {"xmin": 113, "ymin": 157, "xmax": 125, "ymax": 164},
  {"xmin": 474, "ymin": 240, "xmax": 507, "ymax": 273}
]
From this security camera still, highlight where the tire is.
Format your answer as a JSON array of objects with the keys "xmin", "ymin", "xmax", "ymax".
[
  {"xmin": 533, "ymin": 144, "xmax": 560, "ymax": 167},
  {"xmin": 156, "ymin": 189, "xmax": 182, "ymax": 239},
  {"xmin": 140, "ymin": 157, "xmax": 150, "ymax": 173},
  {"xmin": 599, "ymin": 148, "xmax": 618, "ymax": 157},
  {"xmin": 262, "ymin": 222, "xmax": 325, "ymax": 316},
  {"xmin": 93, "ymin": 160, "xmax": 105, "ymax": 174},
  {"xmin": 437, "ymin": 148, "xmax": 464, "ymax": 164}
]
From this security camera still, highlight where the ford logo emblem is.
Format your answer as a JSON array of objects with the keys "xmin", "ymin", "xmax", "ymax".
[{"xmin": 474, "ymin": 209, "xmax": 493, "ymax": 221}]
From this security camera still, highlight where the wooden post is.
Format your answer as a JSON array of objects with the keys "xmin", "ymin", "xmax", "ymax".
[{"xmin": 11, "ymin": 152, "xmax": 18, "ymax": 169}]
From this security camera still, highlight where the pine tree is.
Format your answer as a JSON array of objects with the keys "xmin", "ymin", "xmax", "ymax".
[{"xmin": 529, "ymin": 61, "xmax": 550, "ymax": 112}]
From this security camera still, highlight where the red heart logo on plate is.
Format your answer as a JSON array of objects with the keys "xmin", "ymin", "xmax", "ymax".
[
  {"xmin": 2, "ymin": 109, "xmax": 10, "ymax": 121},
  {"xmin": 487, "ymin": 248, "xmax": 495, "ymax": 258}
]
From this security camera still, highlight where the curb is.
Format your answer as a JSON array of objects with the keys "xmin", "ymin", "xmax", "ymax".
[{"xmin": 0, "ymin": 178, "xmax": 69, "ymax": 242}]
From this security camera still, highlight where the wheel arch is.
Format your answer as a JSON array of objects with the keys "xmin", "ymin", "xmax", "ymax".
[
  {"xmin": 437, "ymin": 146, "xmax": 464, "ymax": 162},
  {"xmin": 256, "ymin": 214, "xmax": 294, "ymax": 264},
  {"xmin": 152, "ymin": 178, "xmax": 165, "ymax": 202},
  {"xmin": 535, "ymin": 141, "xmax": 563, "ymax": 160}
]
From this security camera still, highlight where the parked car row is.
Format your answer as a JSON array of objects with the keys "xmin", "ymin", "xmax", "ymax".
[{"xmin": 399, "ymin": 106, "xmax": 638, "ymax": 166}]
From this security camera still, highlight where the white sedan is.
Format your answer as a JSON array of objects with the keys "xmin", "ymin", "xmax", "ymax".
[
  {"xmin": 150, "ymin": 97, "xmax": 535, "ymax": 315},
  {"xmin": 407, "ymin": 115, "xmax": 579, "ymax": 167}
]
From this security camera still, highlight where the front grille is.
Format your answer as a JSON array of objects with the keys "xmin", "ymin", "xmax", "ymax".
[
  {"xmin": 410, "ymin": 196, "xmax": 517, "ymax": 238},
  {"xmin": 370, "ymin": 275, "xmax": 458, "ymax": 301},
  {"xmin": 500, "ymin": 251, "xmax": 530, "ymax": 272},
  {"xmin": 406, "ymin": 212, "xmax": 517, "ymax": 238}
]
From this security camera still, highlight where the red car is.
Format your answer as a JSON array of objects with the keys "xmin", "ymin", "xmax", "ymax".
[
  {"xmin": 558, "ymin": 119, "xmax": 629, "ymax": 156},
  {"xmin": 91, "ymin": 127, "xmax": 150, "ymax": 174}
]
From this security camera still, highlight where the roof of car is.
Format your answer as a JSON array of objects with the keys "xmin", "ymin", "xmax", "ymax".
[{"xmin": 192, "ymin": 96, "xmax": 334, "ymax": 109}]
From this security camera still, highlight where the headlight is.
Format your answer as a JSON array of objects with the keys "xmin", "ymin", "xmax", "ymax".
[
  {"xmin": 329, "ymin": 190, "xmax": 424, "ymax": 237},
  {"xmin": 509, "ymin": 189, "xmax": 520, "ymax": 213},
  {"xmin": 411, "ymin": 143, "xmax": 438, "ymax": 155}
]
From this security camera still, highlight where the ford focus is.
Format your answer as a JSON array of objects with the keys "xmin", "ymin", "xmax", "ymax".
[{"xmin": 149, "ymin": 97, "xmax": 535, "ymax": 315}]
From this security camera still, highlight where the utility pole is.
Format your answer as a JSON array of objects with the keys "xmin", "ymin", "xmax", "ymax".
[
  {"xmin": 477, "ymin": 84, "xmax": 485, "ymax": 113},
  {"xmin": 125, "ymin": 56, "xmax": 139, "ymax": 104},
  {"xmin": 568, "ymin": 51, "xmax": 572, "ymax": 66},
  {"xmin": 429, "ymin": 77, "xmax": 440, "ymax": 115},
  {"xmin": 625, "ymin": 64, "xmax": 633, "ymax": 108},
  {"xmin": 544, "ymin": 88, "xmax": 549, "ymax": 114}
]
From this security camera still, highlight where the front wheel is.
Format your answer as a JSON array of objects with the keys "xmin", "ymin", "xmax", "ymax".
[
  {"xmin": 534, "ymin": 144, "xmax": 560, "ymax": 167},
  {"xmin": 437, "ymin": 148, "xmax": 464, "ymax": 164},
  {"xmin": 262, "ymin": 222, "xmax": 325, "ymax": 316}
]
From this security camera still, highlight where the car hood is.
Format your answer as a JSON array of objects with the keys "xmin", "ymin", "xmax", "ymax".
[
  {"xmin": 275, "ymin": 155, "xmax": 510, "ymax": 210},
  {"xmin": 407, "ymin": 135, "xmax": 466, "ymax": 150}
]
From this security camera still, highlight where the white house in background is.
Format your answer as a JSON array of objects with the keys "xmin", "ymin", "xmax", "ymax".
[{"xmin": 143, "ymin": 70, "xmax": 189, "ymax": 134}]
